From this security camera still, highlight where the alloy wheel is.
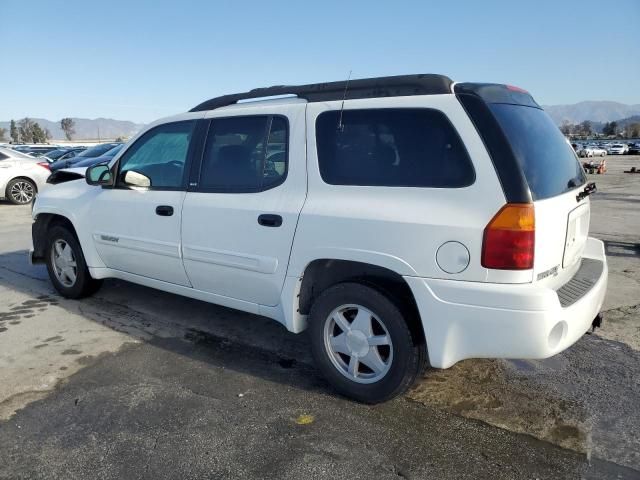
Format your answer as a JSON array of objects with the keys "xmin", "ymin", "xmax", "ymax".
[
  {"xmin": 51, "ymin": 239, "xmax": 78, "ymax": 287},
  {"xmin": 10, "ymin": 181, "xmax": 35, "ymax": 204},
  {"xmin": 323, "ymin": 304, "xmax": 393, "ymax": 384}
]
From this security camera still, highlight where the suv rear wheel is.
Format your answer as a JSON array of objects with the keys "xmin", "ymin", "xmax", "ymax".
[
  {"xmin": 45, "ymin": 225, "xmax": 102, "ymax": 298},
  {"xmin": 308, "ymin": 282, "xmax": 427, "ymax": 403}
]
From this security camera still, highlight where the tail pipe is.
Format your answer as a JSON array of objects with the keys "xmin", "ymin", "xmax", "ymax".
[{"xmin": 591, "ymin": 313, "xmax": 604, "ymax": 332}]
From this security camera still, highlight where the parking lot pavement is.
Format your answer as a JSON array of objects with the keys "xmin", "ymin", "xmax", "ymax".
[{"xmin": 1, "ymin": 156, "xmax": 639, "ymax": 479}]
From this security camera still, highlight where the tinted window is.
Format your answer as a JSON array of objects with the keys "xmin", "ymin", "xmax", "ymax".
[
  {"xmin": 0, "ymin": 152, "xmax": 9, "ymax": 160},
  {"xmin": 103, "ymin": 144, "xmax": 124, "ymax": 157},
  {"xmin": 489, "ymin": 104, "xmax": 585, "ymax": 200},
  {"xmin": 118, "ymin": 121, "xmax": 194, "ymax": 189},
  {"xmin": 44, "ymin": 149, "xmax": 69, "ymax": 160},
  {"xmin": 316, "ymin": 109, "xmax": 474, "ymax": 187},
  {"xmin": 199, "ymin": 116, "xmax": 288, "ymax": 191},
  {"xmin": 59, "ymin": 150, "xmax": 78, "ymax": 160}
]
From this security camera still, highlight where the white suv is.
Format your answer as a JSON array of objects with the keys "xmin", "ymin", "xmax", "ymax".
[{"xmin": 31, "ymin": 74, "xmax": 608, "ymax": 403}]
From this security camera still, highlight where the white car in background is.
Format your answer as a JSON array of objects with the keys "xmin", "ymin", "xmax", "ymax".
[
  {"xmin": 577, "ymin": 145, "xmax": 595, "ymax": 158},
  {"xmin": 607, "ymin": 144, "xmax": 627, "ymax": 155},
  {"xmin": 0, "ymin": 147, "xmax": 51, "ymax": 204},
  {"xmin": 588, "ymin": 145, "xmax": 607, "ymax": 157}
]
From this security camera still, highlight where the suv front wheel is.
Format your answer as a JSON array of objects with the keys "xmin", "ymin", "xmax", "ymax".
[
  {"xmin": 45, "ymin": 225, "xmax": 103, "ymax": 298},
  {"xmin": 308, "ymin": 282, "xmax": 427, "ymax": 403}
]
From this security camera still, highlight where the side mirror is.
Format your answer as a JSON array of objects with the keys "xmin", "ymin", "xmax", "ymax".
[
  {"xmin": 123, "ymin": 170, "xmax": 151, "ymax": 188},
  {"xmin": 86, "ymin": 164, "xmax": 113, "ymax": 186}
]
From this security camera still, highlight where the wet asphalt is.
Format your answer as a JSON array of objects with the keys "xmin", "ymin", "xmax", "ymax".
[{"xmin": 1, "ymin": 333, "xmax": 637, "ymax": 480}]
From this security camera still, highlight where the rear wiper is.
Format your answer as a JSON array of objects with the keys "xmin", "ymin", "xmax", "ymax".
[{"xmin": 576, "ymin": 182, "xmax": 596, "ymax": 202}]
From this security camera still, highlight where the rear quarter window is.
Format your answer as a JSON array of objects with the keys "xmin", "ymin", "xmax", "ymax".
[{"xmin": 316, "ymin": 108, "xmax": 474, "ymax": 188}]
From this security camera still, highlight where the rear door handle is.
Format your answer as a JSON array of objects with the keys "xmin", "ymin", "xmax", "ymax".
[
  {"xmin": 258, "ymin": 214, "xmax": 282, "ymax": 227},
  {"xmin": 156, "ymin": 205, "xmax": 174, "ymax": 216}
]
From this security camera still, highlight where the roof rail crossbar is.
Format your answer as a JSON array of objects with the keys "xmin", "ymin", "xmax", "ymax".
[{"xmin": 189, "ymin": 74, "xmax": 453, "ymax": 112}]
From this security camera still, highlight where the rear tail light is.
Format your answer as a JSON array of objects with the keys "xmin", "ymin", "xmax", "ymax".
[
  {"xmin": 37, "ymin": 162, "xmax": 51, "ymax": 171},
  {"xmin": 481, "ymin": 203, "xmax": 535, "ymax": 270}
]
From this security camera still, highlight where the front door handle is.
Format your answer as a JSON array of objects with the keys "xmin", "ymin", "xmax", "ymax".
[
  {"xmin": 258, "ymin": 214, "xmax": 282, "ymax": 227},
  {"xmin": 156, "ymin": 205, "xmax": 174, "ymax": 216}
]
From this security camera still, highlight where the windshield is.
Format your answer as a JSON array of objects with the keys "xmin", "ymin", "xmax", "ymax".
[
  {"xmin": 76, "ymin": 144, "xmax": 119, "ymax": 158},
  {"xmin": 44, "ymin": 149, "xmax": 69, "ymax": 160},
  {"xmin": 103, "ymin": 144, "xmax": 124, "ymax": 157},
  {"xmin": 489, "ymin": 104, "xmax": 586, "ymax": 200}
]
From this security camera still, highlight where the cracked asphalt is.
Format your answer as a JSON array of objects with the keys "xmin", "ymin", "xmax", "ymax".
[{"xmin": 0, "ymin": 156, "xmax": 639, "ymax": 479}]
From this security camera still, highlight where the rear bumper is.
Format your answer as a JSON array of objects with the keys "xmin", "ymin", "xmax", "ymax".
[{"xmin": 405, "ymin": 237, "xmax": 608, "ymax": 368}]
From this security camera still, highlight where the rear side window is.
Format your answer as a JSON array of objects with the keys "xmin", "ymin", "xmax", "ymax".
[
  {"xmin": 0, "ymin": 152, "xmax": 9, "ymax": 160},
  {"xmin": 199, "ymin": 115, "xmax": 288, "ymax": 192},
  {"xmin": 316, "ymin": 109, "xmax": 474, "ymax": 187},
  {"xmin": 489, "ymin": 104, "xmax": 585, "ymax": 200}
]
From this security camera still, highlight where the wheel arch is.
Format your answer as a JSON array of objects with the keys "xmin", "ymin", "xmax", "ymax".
[
  {"xmin": 7, "ymin": 175, "xmax": 39, "ymax": 191},
  {"xmin": 297, "ymin": 259, "xmax": 426, "ymax": 346},
  {"xmin": 31, "ymin": 213, "xmax": 80, "ymax": 264}
]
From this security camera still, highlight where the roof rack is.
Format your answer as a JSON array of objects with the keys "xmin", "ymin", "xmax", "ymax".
[{"xmin": 189, "ymin": 74, "xmax": 453, "ymax": 112}]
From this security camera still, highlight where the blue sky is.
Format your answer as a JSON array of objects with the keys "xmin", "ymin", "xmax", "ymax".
[{"xmin": 1, "ymin": 0, "xmax": 638, "ymax": 123}]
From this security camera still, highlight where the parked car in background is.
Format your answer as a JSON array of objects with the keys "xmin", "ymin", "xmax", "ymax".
[
  {"xmin": 607, "ymin": 144, "xmax": 628, "ymax": 155},
  {"xmin": 42, "ymin": 147, "xmax": 87, "ymax": 163},
  {"xmin": 71, "ymin": 144, "xmax": 124, "ymax": 169},
  {"xmin": 50, "ymin": 145, "xmax": 127, "ymax": 181},
  {"xmin": 0, "ymin": 147, "xmax": 50, "ymax": 204},
  {"xmin": 49, "ymin": 143, "xmax": 122, "ymax": 171},
  {"xmin": 627, "ymin": 143, "xmax": 640, "ymax": 155},
  {"xmin": 577, "ymin": 145, "xmax": 595, "ymax": 158},
  {"xmin": 587, "ymin": 145, "xmax": 607, "ymax": 157},
  {"xmin": 13, "ymin": 145, "xmax": 60, "ymax": 157}
]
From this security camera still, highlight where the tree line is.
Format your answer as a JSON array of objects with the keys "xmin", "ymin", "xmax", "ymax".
[
  {"xmin": 0, "ymin": 118, "xmax": 76, "ymax": 143},
  {"xmin": 560, "ymin": 120, "xmax": 640, "ymax": 139}
]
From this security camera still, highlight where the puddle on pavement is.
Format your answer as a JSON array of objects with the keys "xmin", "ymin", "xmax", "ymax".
[
  {"xmin": 407, "ymin": 359, "xmax": 591, "ymax": 454},
  {"xmin": 0, "ymin": 295, "xmax": 60, "ymax": 335}
]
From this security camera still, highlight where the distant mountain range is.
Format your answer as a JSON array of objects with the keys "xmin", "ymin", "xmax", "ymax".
[
  {"xmin": 2, "ymin": 101, "xmax": 640, "ymax": 141},
  {"xmin": 0, "ymin": 118, "xmax": 144, "ymax": 141},
  {"xmin": 542, "ymin": 101, "xmax": 640, "ymax": 125}
]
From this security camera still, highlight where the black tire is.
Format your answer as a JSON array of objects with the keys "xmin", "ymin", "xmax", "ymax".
[
  {"xmin": 5, "ymin": 177, "xmax": 36, "ymax": 205},
  {"xmin": 308, "ymin": 282, "xmax": 428, "ymax": 404},
  {"xmin": 45, "ymin": 225, "xmax": 102, "ymax": 298}
]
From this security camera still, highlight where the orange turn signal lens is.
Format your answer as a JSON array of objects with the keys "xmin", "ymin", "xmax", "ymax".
[{"xmin": 481, "ymin": 204, "xmax": 535, "ymax": 270}]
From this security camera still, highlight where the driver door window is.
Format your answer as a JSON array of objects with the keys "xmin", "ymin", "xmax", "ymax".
[{"xmin": 118, "ymin": 120, "xmax": 195, "ymax": 189}]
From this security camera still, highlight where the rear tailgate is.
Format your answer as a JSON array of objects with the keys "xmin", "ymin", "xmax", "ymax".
[
  {"xmin": 449, "ymin": 82, "xmax": 597, "ymax": 288},
  {"xmin": 488, "ymin": 101, "xmax": 590, "ymax": 288},
  {"xmin": 534, "ymin": 191, "xmax": 590, "ymax": 288}
]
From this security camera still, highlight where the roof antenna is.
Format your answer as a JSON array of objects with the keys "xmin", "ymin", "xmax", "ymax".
[{"xmin": 337, "ymin": 70, "xmax": 352, "ymax": 131}]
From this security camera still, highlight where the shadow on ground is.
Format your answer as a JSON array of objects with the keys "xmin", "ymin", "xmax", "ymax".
[
  {"xmin": 0, "ymin": 250, "xmax": 320, "ymax": 397},
  {"xmin": 1, "ymin": 249, "xmax": 639, "ymax": 475},
  {"xmin": 604, "ymin": 240, "xmax": 640, "ymax": 258}
]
